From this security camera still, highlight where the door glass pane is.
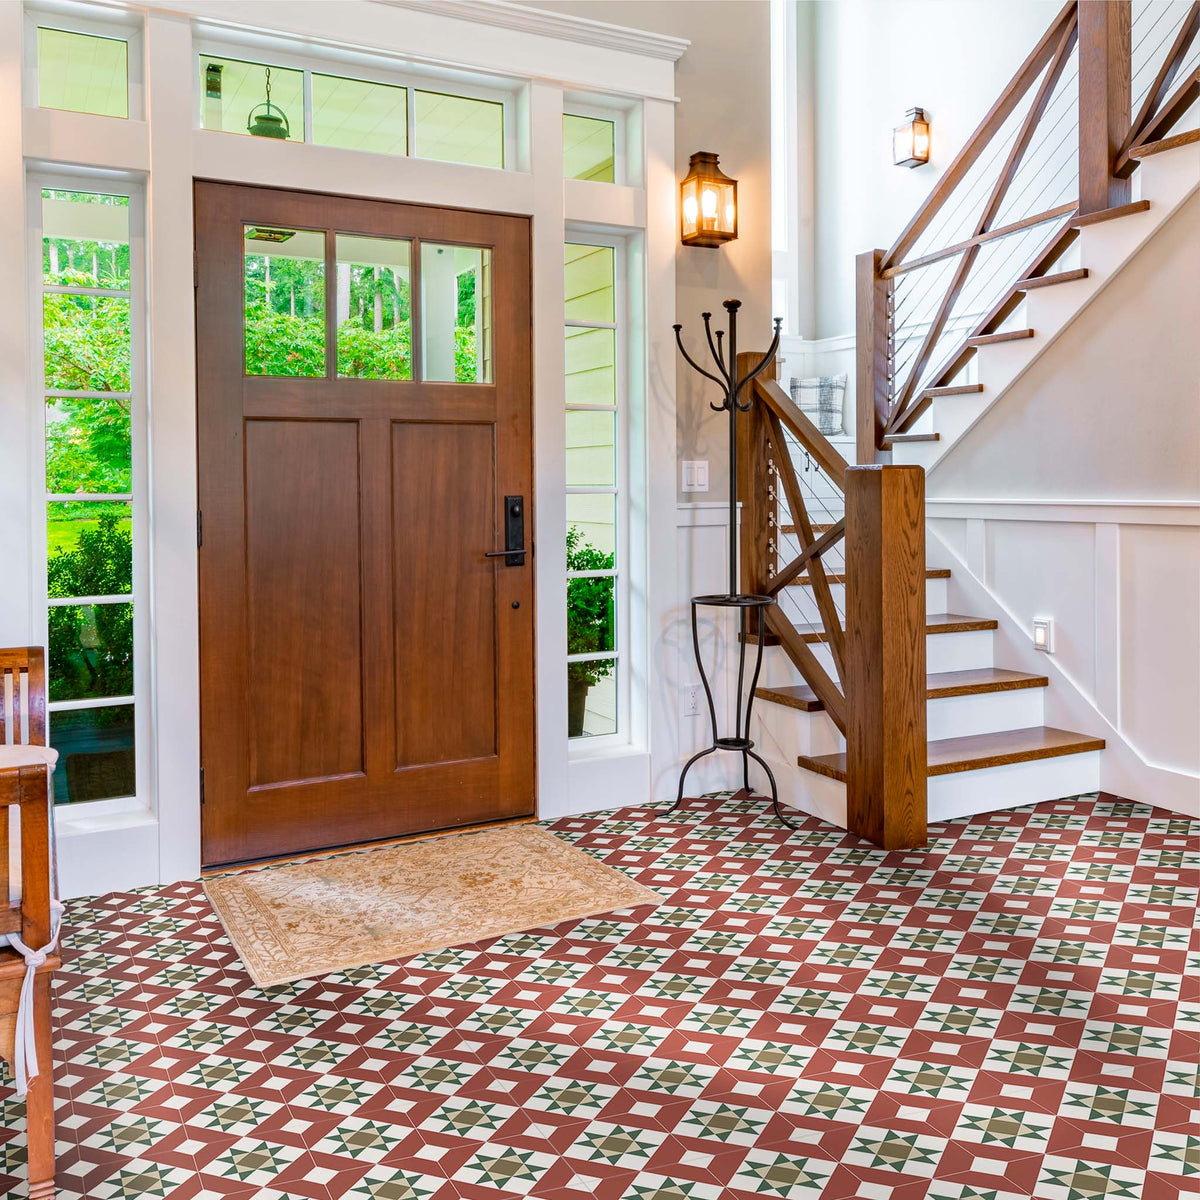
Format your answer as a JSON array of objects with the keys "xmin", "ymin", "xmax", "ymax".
[
  {"xmin": 48, "ymin": 602, "xmax": 133, "ymax": 702},
  {"xmin": 313, "ymin": 74, "xmax": 408, "ymax": 157},
  {"xmin": 566, "ymin": 575, "xmax": 615, "ymax": 656},
  {"xmin": 563, "ymin": 115, "xmax": 615, "ymax": 183},
  {"xmin": 48, "ymin": 502, "xmax": 132, "ymax": 597},
  {"xmin": 564, "ymin": 327, "xmax": 616, "ymax": 407},
  {"xmin": 200, "ymin": 56, "xmax": 303, "ymax": 141},
  {"xmin": 46, "ymin": 395, "xmax": 132, "ymax": 494},
  {"xmin": 43, "ymin": 295, "xmax": 131, "ymax": 392},
  {"xmin": 335, "ymin": 235, "xmax": 412, "ymax": 380},
  {"xmin": 566, "ymin": 494, "xmax": 616, "ymax": 562},
  {"xmin": 42, "ymin": 189, "xmax": 130, "ymax": 288},
  {"xmin": 568, "ymin": 659, "xmax": 616, "ymax": 739},
  {"xmin": 566, "ymin": 410, "xmax": 615, "ymax": 487},
  {"xmin": 244, "ymin": 227, "xmax": 326, "ymax": 377},
  {"xmin": 420, "ymin": 243, "xmax": 492, "ymax": 383},
  {"xmin": 38, "ymin": 28, "xmax": 128, "ymax": 119},
  {"xmin": 564, "ymin": 244, "xmax": 615, "ymax": 323},
  {"xmin": 414, "ymin": 90, "xmax": 504, "ymax": 167},
  {"xmin": 50, "ymin": 704, "xmax": 136, "ymax": 804}
]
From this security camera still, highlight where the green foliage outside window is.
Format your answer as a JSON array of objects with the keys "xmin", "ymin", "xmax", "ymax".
[
  {"xmin": 47, "ymin": 512, "xmax": 134, "ymax": 702},
  {"xmin": 566, "ymin": 524, "xmax": 615, "ymax": 688},
  {"xmin": 244, "ymin": 253, "xmax": 480, "ymax": 380}
]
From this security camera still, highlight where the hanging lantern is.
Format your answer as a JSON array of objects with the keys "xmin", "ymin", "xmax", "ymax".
[
  {"xmin": 247, "ymin": 66, "xmax": 290, "ymax": 140},
  {"xmin": 893, "ymin": 107, "xmax": 931, "ymax": 168},
  {"xmin": 680, "ymin": 151, "xmax": 737, "ymax": 247}
]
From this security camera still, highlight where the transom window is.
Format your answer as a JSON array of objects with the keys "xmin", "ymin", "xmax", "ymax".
[
  {"xmin": 37, "ymin": 185, "xmax": 144, "ymax": 805},
  {"xmin": 200, "ymin": 52, "xmax": 508, "ymax": 169}
]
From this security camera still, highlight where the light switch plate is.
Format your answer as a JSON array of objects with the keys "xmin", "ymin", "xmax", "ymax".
[{"xmin": 682, "ymin": 460, "xmax": 709, "ymax": 493}]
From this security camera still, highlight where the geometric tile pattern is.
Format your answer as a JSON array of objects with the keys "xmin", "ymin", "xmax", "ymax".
[{"xmin": 0, "ymin": 792, "xmax": 1194, "ymax": 1199}]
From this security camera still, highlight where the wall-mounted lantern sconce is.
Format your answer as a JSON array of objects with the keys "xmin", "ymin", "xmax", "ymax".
[
  {"xmin": 893, "ymin": 107, "xmax": 931, "ymax": 167},
  {"xmin": 680, "ymin": 151, "xmax": 738, "ymax": 247}
]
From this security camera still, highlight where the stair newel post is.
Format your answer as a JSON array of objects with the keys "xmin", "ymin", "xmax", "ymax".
[
  {"xmin": 844, "ymin": 464, "xmax": 927, "ymax": 849},
  {"xmin": 855, "ymin": 249, "xmax": 891, "ymax": 465},
  {"xmin": 1078, "ymin": 0, "xmax": 1132, "ymax": 214}
]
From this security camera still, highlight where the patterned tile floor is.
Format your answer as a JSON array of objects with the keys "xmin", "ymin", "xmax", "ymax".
[{"xmin": 0, "ymin": 792, "xmax": 1196, "ymax": 1200}]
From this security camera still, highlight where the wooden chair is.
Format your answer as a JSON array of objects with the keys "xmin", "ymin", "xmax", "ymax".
[{"xmin": 0, "ymin": 648, "xmax": 60, "ymax": 1200}]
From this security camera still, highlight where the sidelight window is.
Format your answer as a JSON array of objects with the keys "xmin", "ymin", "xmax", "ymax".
[
  {"xmin": 36, "ymin": 184, "xmax": 145, "ymax": 805},
  {"xmin": 565, "ymin": 241, "xmax": 623, "ymax": 740}
]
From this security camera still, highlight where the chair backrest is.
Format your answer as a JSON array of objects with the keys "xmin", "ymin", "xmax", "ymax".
[{"xmin": 0, "ymin": 648, "xmax": 47, "ymax": 748}]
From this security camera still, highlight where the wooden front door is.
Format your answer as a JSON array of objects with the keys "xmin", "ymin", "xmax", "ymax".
[{"xmin": 195, "ymin": 182, "xmax": 534, "ymax": 867}]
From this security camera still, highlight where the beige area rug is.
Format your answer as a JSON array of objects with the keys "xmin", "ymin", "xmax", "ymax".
[{"xmin": 204, "ymin": 824, "xmax": 659, "ymax": 988}]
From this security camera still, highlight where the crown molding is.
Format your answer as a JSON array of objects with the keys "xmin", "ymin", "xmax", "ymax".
[{"xmin": 376, "ymin": 0, "xmax": 690, "ymax": 62}]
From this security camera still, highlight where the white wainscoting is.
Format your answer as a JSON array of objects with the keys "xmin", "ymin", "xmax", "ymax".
[{"xmin": 929, "ymin": 501, "xmax": 1200, "ymax": 818}]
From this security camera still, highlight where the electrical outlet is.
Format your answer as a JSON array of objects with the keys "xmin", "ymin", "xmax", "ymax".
[{"xmin": 682, "ymin": 684, "xmax": 702, "ymax": 717}]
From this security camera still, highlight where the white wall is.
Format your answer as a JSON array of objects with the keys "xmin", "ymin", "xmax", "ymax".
[
  {"xmin": 930, "ymin": 195, "xmax": 1200, "ymax": 500},
  {"xmin": 532, "ymin": 0, "xmax": 774, "ymax": 505},
  {"xmin": 926, "ymin": 196, "xmax": 1200, "ymax": 814},
  {"xmin": 796, "ymin": 0, "xmax": 1055, "ymax": 341}
]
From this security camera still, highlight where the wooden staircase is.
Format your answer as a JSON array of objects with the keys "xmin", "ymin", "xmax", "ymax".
[{"xmin": 736, "ymin": 0, "xmax": 1197, "ymax": 849}]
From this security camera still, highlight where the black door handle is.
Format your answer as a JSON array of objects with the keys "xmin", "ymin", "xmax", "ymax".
[{"xmin": 486, "ymin": 495, "xmax": 526, "ymax": 565}]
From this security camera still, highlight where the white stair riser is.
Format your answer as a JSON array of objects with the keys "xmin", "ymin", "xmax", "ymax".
[
  {"xmin": 756, "ymin": 626, "xmax": 994, "ymax": 688},
  {"xmin": 754, "ymin": 700, "xmax": 844, "ymax": 765},
  {"xmin": 780, "ymin": 577, "xmax": 948, "ymax": 619},
  {"xmin": 755, "ymin": 676, "xmax": 1044, "ymax": 747},
  {"xmin": 927, "ymin": 752, "xmax": 1101, "ymax": 822},
  {"xmin": 767, "ymin": 749, "xmax": 1102, "ymax": 828},
  {"xmin": 927, "ymin": 686, "xmax": 1044, "ymax": 740}
]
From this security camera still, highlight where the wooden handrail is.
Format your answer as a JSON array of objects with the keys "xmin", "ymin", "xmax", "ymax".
[
  {"xmin": 881, "ymin": 202, "xmax": 1077, "ymax": 280},
  {"xmin": 881, "ymin": 0, "xmax": 1076, "ymax": 273}
]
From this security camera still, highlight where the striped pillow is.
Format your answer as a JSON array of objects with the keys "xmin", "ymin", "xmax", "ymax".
[{"xmin": 789, "ymin": 374, "xmax": 848, "ymax": 436}]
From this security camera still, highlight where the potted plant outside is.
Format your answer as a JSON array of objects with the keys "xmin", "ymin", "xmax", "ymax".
[{"xmin": 566, "ymin": 525, "xmax": 615, "ymax": 737}]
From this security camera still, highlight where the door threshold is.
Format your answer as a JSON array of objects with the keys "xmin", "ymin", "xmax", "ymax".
[{"xmin": 201, "ymin": 814, "xmax": 539, "ymax": 878}]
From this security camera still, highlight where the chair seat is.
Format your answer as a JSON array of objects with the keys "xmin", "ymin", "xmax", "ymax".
[{"xmin": 0, "ymin": 746, "xmax": 58, "ymax": 771}]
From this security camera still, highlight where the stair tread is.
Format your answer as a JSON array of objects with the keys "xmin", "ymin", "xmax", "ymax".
[
  {"xmin": 922, "ymin": 383, "xmax": 984, "ymax": 397},
  {"xmin": 787, "ymin": 568, "xmax": 950, "ymax": 588},
  {"xmin": 1016, "ymin": 267, "xmax": 1089, "ymax": 290},
  {"xmin": 1070, "ymin": 199, "xmax": 1151, "ymax": 226},
  {"xmin": 967, "ymin": 328, "xmax": 1035, "ymax": 346},
  {"xmin": 758, "ymin": 667, "xmax": 1049, "ymax": 713},
  {"xmin": 883, "ymin": 432, "xmax": 940, "ymax": 444},
  {"xmin": 745, "ymin": 612, "xmax": 997, "ymax": 645},
  {"xmin": 797, "ymin": 725, "xmax": 1106, "ymax": 782}
]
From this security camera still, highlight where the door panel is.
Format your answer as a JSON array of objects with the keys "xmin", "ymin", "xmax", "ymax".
[
  {"xmin": 392, "ymin": 422, "xmax": 497, "ymax": 768},
  {"xmin": 195, "ymin": 182, "xmax": 535, "ymax": 866},
  {"xmin": 244, "ymin": 419, "xmax": 364, "ymax": 788}
]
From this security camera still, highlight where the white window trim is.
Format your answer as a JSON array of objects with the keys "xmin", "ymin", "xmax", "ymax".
[
  {"xmin": 195, "ymin": 33, "xmax": 520, "ymax": 171},
  {"xmin": 565, "ymin": 229, "xmax": 632, "ymax": 754},
  {"xmin": 24, "ymin": 3, "xmax": 145, "ymax": 121},
  {"xmin": 26, "ymin": 168, "xmax": 153, "ymax": 828}
]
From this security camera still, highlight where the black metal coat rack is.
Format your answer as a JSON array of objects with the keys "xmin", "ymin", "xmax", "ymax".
[{"xmin": 670, "ymin": 300, "xmax": 799, "ymax": 827}]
